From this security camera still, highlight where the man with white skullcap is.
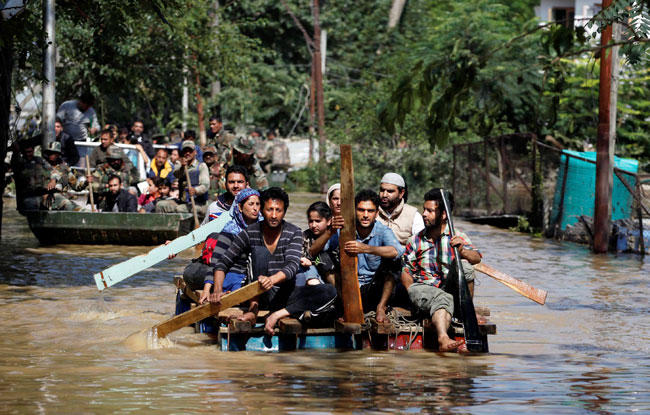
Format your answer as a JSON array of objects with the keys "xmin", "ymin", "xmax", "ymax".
[{"xmin": 377, "ymin": 173, "xmax": 425, "ymax": 246}]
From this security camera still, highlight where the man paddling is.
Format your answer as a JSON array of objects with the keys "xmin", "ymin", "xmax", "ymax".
[
  {"xmin": 401, "ymin": 188, "xmax": 481, "ymax": 352},
  {"xmin": 208, "ymin": 187, "xmax": 337, "ymax": 334}
]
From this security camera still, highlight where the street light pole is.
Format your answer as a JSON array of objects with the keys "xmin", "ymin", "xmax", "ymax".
[{"xmin": 42, "ymin": 0, "xmax": 56, "ymax": 148}]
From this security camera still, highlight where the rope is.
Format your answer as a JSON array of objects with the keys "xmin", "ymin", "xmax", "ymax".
[{"xmin": 363, "ymin": 308, "xmax": 423, "ymax": 350}]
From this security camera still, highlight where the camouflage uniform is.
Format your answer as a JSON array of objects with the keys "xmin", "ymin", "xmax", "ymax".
[
  {"xmin": 42, "ymin": 142, "xmax": 77, "ymax": 211},
  {"xmin": 12, "ymin": 153, "xmax": 52, "ymax": 211},
  {"xmin": 227, "ymin": 135, "xmax": 269, "ymax": 190},
  {"xmin": 90, "ymin": 146, "xmax": 139, "ymax": 194}
]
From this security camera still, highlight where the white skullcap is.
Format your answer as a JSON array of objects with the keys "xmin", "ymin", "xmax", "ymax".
[{"xmin": 380, "ymin": 173, "xmax": 405, "ymax": 188}]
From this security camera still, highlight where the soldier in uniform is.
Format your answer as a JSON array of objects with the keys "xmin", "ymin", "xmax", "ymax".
[
  {"xmin": 228, "ymin": 135, "xmax": 269, "ymax": 190},
  {"xmin": 202, "ymin": 145, "xmax": 223, "ymax": 201},
  {"xmin": 41, "ymin": 142, "xmax": 78, "ymax": 211},
  {"xmin": 88, "ymin": 145, "xmax": 139, "ymax": 202},
  {"xmin": 10, "ymin": 140, "xmax": 53, "ymax": 212}
]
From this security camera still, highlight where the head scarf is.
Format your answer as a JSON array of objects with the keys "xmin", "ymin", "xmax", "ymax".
[
  {"xmin": 222, "ymin": 188, "xmax": 261, "ymax": 235},
  {"xmin": 326, "ymin": 183, "xmax": 341, "ymax": 207}
]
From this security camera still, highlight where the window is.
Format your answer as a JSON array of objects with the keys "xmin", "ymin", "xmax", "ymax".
[{"xmin": 552, "ymin": 7, "xmax": 575, "ymax": 29}]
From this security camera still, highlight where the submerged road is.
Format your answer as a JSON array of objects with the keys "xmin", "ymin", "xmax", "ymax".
[{"xmin": 0, "ymin": 193, "xmax": 648, "ymax": 414}]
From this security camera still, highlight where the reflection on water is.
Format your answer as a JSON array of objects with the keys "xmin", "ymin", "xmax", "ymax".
[{"xmin": 1, "ymin": 196, "xmax": 649, "ymax": 414}]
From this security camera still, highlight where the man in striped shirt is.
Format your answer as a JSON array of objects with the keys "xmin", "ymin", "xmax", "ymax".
[
  {"xmin": 401, "ymin": 188, "xmax": 481, "ymax": 352},
  {"xmin": 210, "ymin": 187, "xmax": 336, "ymax": 333}
]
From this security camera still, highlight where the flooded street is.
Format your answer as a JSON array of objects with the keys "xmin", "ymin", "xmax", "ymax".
[{"xmin": 0, "ymin": 194, "xmax": 648, "ymax": 414}]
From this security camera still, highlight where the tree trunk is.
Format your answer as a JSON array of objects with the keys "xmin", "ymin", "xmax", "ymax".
[
  {"xmin": 313, "ymin": 0, "xmax": 327, "ymax": 194},
  {"xmin": 388, "ymin": 0, "xmax": 407, "ymax": 29}
]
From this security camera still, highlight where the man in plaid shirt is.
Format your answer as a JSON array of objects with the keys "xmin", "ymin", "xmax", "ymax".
[{"xmin": 401, "ymin": 188, "xmax": 482, "ymax": 352}]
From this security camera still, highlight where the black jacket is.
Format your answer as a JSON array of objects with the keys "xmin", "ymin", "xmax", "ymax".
[{"xmin": 100, "ymin": 189, "xmax": 138, "ymax": 212}]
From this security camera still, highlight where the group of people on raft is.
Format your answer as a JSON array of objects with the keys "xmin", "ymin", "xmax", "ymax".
[{"xmin": 181, "ymin": 168, "xmax": 482, "ymax": 352}]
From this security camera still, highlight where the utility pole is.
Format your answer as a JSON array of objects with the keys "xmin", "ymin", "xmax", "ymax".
[
  {"xmin": 42, "ymin": 0, "xmax": 56, "ymax": 149},
  {"xmin": 313, "ymin": 0, "xmax": 327, "ymax": 194},
  {"xmin": 593, "ymin": 0, "xmax": 615, "ymax": 253}
]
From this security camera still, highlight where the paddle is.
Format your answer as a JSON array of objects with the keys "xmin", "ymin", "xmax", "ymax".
[
  {"xmin": 184, "ymin": 167, "xmax": 200, "ymax": 229},
  {"xmin": 440, "ymin": 189, "xmax": 487, "ymax": 353},
  {"xmin": 152, "ymin": 281, "xmax": 265, "ymax": 338},
  {"xmin": 473, "ymin": 262, "xmax": 547, "ymax": 305},
  {"xmin": 85, "ymin": 155, "xmax": 95, "ymax": 212},
  {"xmin": 93, "ymin": 215, "xmax": 224, "ymax": 290}
]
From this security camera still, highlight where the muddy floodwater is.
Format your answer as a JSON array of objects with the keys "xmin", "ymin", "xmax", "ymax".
[{"xmin": 0, "ymin": 193, "xmax": 648, "ymax": 414}]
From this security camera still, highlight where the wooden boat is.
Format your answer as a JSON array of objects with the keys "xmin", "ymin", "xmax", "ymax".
[
  {"xmin": 26, "ymin": 211, "xmax": 194, "ymax": 245},
  {"xmin": 173, "ymin": 277, "xmax": 497, "ymax": 352}
]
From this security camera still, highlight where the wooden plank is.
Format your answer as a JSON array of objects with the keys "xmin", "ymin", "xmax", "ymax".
[
  {"xmin": 278, "ymin": 318, "xmax": 304, "ymax": 334},
  {"xmin": 228, "ymin": 319, "xmax": 252, "ymax": 333},
  {"xmin": 93, "ymin": 215, "xmax": 225, "ymax": 291},
  {"xmin": 153, "ymin": 282, "xmax": 264, "ymax": 338},
  {"xmin": 474, "ymin": 262, "xmax": 547, "ymax": 305},
  {"xmin": 339, "ymin": 145, "xmax": 364, "ymax": 324},
  {"xmin": 334, "ymin": 320, "xmax": 361, "ymax": 334}
]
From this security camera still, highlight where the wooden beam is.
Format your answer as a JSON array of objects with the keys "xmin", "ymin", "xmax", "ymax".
[
  {"xmin": 153, "ymin": 282, "xmax": 265, "ymax": 338},
  {"xmin": 339, "ymin": 145, "xmax": 364, "ymax": 324}
]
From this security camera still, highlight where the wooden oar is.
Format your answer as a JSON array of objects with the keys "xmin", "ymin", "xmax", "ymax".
[
  {"xmin": 184, "ymin": 167, "xmax": 200, "ymax": 229},
  {"xmin": 473, "ymin": 262, "xmax": 547, "ymax": 305},
  {"xmin": 85, "ymin": 155, "xmax": 95, "ymax": 212},
  {"xmin": 93, "ymin": 216, "xmax": 224, "ymax": 290},
  {"xmin": 152, "ymin": 281, "xmax": 265, "ymax": 338},
  {"xmin": 441, "ymin": 189, "xmax": 487, "ymax": 353}
]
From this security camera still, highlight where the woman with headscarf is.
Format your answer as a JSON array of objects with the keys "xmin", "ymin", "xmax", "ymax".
[{"xmin": 198, "ymin": 188, "xmax": 261, "ymax": 304}]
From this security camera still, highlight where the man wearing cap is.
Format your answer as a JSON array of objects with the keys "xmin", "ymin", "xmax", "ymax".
[
  {"xmin": 147, "ymin": 148, "xmax": 174, "ymax": 180},
  {"xmin": 41, "ymin": 142, "xmax": 79, "ymax": 211},
  {"xmin": 155, "ymin": 140, "xmax": 210, "ymax": 217},
  {"xmin": 202, "ymin": 145, "xmax": 223, "ymax": 200},
  {"xmin": 88, "ymin": 145, "xmax": 139, "ymax": 199},
  {"xmin": 88, "ymin": 129, "xmax": 135, "ymax": 171},
  {"xmin": 377, "ymin": 173, "xmax": 425, "ymax": 246},
  {"xmin": 228, "ymin": 135, "xmax": 269, "ymax": 190}
]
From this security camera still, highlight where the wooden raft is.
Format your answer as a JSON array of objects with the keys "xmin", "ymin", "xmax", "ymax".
[{"xmin": 174, "ymin": 277, "xmax": 497, "ymax": 339}]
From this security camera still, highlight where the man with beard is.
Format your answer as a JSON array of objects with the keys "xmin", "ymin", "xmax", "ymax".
[
  {"xmin": 147, "ymin": 148, "xmax": 174, "ymax": 180},
  {"xmin": 201, "ymin": 164, "xmax": 249, "ymax": 226},
  {"xmin": 88, "ymin": 145, "xmax": 139, "ymax": 200},
  {"xmin": 377, "ymin": 173, "xmax": 424, "ymax": 246},
  {"xmin": 98, "ymin": 175, "xmax": 137, "ymax": 212},
  {"xmin": 324, "ymin": 190, "xmax": 404, "ymax": 323},
  {"xmin": 401, "ymin": 188, "xmax": 481, "ymax": 352},
  {"xmin": 208, "ymin": 187, "xmax": 337, "ymax": 334}
]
